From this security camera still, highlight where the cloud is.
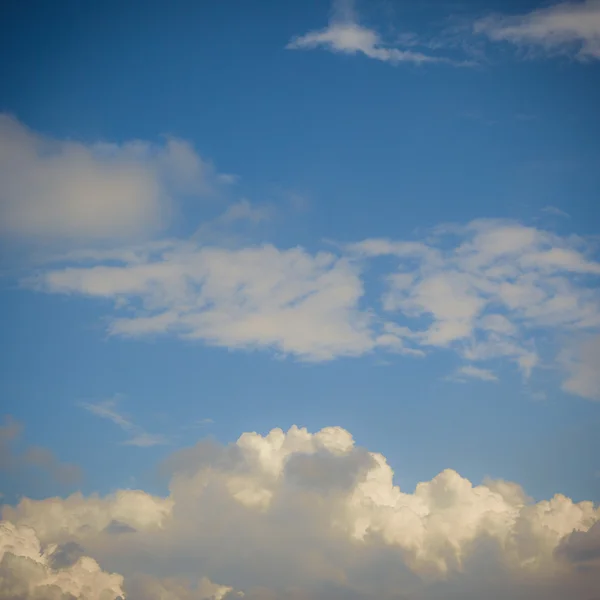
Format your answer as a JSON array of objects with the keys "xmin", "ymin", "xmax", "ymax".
[
  {"xmin": 542, "ymin": 206, "xmax": 571, "ymax": 218},
  {"xmin": 287, "ymin": 0, "xmax": 449, "ymax": 65},
  {"xmin": 1, "ymin": 424, "xmax": 599, "ymax": 599},
  {"xmin": 475, "ymin": 0, "xmax": 600, "ymax": 60},
  {"xmin": 0, "ymin": 416, "xmax": 82, "ymax": 485},
  {"xmin": 23, "ymin": 218, "xmax": 600, "ymax": 397},
  {"xmin": 79, "ymin": 398, "xmax": 169, "ymax": 447},
  {"xmin": 33, "ymin": 243, "xmax": 376, "ymax": 362},
  {"xmin": 556, "ymin": 520, "xmax": 600, "ymax": 566},
  {"xmin": 558, "ymin": 334, "xmax": 600, "ymax": 400},
  {"xmin": 350, "ymin": 219, "xmax": 600, "ymax": 386},
  {"xmin": 452, "ymin": 365, "xmax": 499, "ymax": 383},
  {"xmin": 0, "ymin": 114, "xmax": 231, "ymax": 242},
  {"xmin": 0, "ymin": 521, "xmax": 125, "ymax": 600}
]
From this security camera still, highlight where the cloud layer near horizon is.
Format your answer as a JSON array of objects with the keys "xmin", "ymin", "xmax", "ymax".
[{"xmin": 1, "ymin": 424, "xmax": 599, "ymax": 599}]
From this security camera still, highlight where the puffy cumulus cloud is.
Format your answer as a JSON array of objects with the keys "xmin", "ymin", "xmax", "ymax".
[
  {"xmin": 2, "ymin": 489, "xmax": 173, "ymax": 543},
  {"xmin": 0, "ymin": 521, "xmax": 124, "ymax": 600},
  {"xmin": 475, "ymin": 0, "xmax": 600, "ymax": 60},
  {"xmin": 556, "ymin": 520, "xmax": 600, "ymax": 567},
  {"xmin": 287, "ymin": 0, "xmax": 448, "ymax": 65},
  {"xmin": 349, "ymin": 218, "xmax": 600, "ymax": 390},
  {"xmin": 31, "ymin": 242, "xmax": 376, "ymax": 362},
  {"xmin": 2, "ymin": 425, "xmax": 599, "ymax": 599},
  {"xmin": 0, "ymin": 114, "xmax": 230, "ymax": 242}
]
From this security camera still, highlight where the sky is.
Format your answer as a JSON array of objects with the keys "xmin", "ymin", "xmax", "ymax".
[{"xmin": 0, "ymin": 0, "xmax": 599, "ymax": 598}]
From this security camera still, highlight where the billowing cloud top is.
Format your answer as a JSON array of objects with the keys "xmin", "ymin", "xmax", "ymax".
[{"xmin": 1, "ymin": 424, "xmax": 599, "ymax": 599}]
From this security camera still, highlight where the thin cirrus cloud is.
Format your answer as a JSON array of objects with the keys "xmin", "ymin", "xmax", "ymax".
[
  {"xmin": 287, "ymin": 0, "xmax": 451, "ymax": 65},
  {"xmin": 474, "ymin": 0, "xmax": 600, "ymax": 60},
  {"xmin": 0, "ymin": 113, "xmax": 232, "ymax": 243},
  {"xmin": 1, "ymin": 424, "xmax": 599, "ymax": 599},
  {"xmin": 79, "ymin": 397, "xmax": 168, "ymax": 448},
  {"xmin": 452, "ymin": 365, "xmax": 499, "ymax": 383},
  {"xmin": 27, "ymin": 217, "xmax": 600, "ymax": 400}
]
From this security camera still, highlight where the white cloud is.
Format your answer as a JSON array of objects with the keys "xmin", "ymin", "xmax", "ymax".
[
  {"xmin": 80, "ymin": 397, "xmax": 169, "ymax": 447},
  {"xmin": 542, "ymin": 206, "xmax": 571, "ymax": 218},
  {"xmin": 25, "ymin": 218, "xmax": 600, "ymax": 397},
  {"xmin": 2, "ymin": 424, "xmax": 599, "ymax": 599},
  {"xmin": 0, "ymin": 521, "xmax": 125, "ymax": 600},
  {"xmin": 352, "ymin": 219, "xmax": 600, "ymax": 386},
  {"xmin": 33, "ymin": 243, "xmax": 377, "ymax": 362},
  {"xmin": 559, "ymin": 334, "xmax": 600, "ymax": 400},
  {"xmin": 453, "ymin": 365, "xmax": 499, "ymax": 382},
  {"xmin": 0, "ymin": 114, "xmax": 230, "ymax": 242},
  {"xmin": 287, "ymin": 0, "xmax": 447, "ymax": 65},
  {"xmin": 475, "ymin": 0, "xmax": 600, "ymax": 60}
]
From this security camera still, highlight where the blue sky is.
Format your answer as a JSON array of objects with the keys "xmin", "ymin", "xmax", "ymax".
[{"xmin": 1, "ymin": 1, "xmax": 600, "ymax": 599}]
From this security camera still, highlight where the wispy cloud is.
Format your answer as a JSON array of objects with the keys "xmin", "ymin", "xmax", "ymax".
[
  {"xmin": 79, "ymin": 397, "xmax": 168, "ymax": 447},
  {"xmin": 542, "ymin": 205, "xmax": 571, "ymax": 218},
  {"xmin": 450, "ymin": 365, "xmax": 499, "ymax": 383},
  {"xmin": 475, "ymin": 0, "xmax": 600, "ymax": 61},
  {"xmin": 287, "ymin": 0, "xmax": 456, "ymax": 66},
  {"xmin": 30, "ymin": 218, "xmax": 600, "ymax": 400}
]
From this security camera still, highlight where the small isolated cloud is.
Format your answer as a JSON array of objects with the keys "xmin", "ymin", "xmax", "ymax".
[
  {"xmin": 0, "ymin": 416, "xmax": 82, "ymax": 485},
  {"xmin": 542, "ymin": 205, "xmax": 571, "ymax": 218},
  {"xmin": 80, "ymin": 397, "xmax": 168, "ymax": 447},
  {"xmin": 0, "ymin": 114, "xmax": 231, "ymax": 243},
  {"xmin": 287, "ymin": 0, "xmax": 450, "ymax": 65},
  {"xmin": 475, "ymin": 0, "xmax": 600, "ymax": 60},
  {"xmin": 452, "ymin": 365, "xmax": 499, "ymax": 382},
  {"xmin": 1, "ymin": 424, "xmax": 599, "ymax": 599}
]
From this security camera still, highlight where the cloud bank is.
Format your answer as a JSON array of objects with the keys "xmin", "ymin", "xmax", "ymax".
[{"xmin": 1, "ymin": 424, "xmax": 599, "ymax": 599}]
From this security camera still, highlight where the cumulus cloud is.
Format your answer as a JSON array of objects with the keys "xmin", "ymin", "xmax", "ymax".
[
  {"xmin": 475, "ymin": 0, "xmax": 600, "ymax": 60},
  {"xmin": 0, "ymin": 114, "xmax": 230, "ymax": 242},
  {"xmin": 287, "ymin": 0, "xmax": 447, "ymax": 65},
  {"xmin": 0, "ymin": 416, "xmax": 82, "ymax": 486},
  {"xmin": 1, "ymin": 425, "xmax": 599, "ymax": 599},
  {"xmin": 0, "ymin": 521, "xmax": 125, "ymax": 600}
]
